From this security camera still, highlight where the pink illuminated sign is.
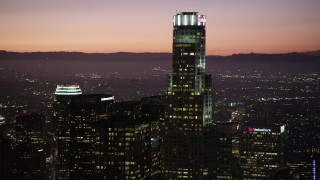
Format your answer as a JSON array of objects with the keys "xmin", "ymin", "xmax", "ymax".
[
  {"xmin": 199, "ymin": 15, "xmax": 205, "ymax": 23},
  {"xmin": 248, "ymin": 127, "xmax": 272, "ymax": 132}
]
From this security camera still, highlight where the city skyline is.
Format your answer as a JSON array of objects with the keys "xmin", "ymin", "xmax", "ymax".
[
  {"xmin": 0, "ymin": 7, "xmax": 319, "ymax": 179},
  {"xmin": 1, "ymin": 0, "xmax": 320, "ymax": 55}
]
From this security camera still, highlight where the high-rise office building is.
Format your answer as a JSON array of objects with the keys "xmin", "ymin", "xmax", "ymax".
[
  {"xmin": 69, "ymin": 94, "xmax": 114, "ymax": 179},
  {"xmin": 13, "ymin": 114, "xmax": 46, "ymax": 179},
  {"xmin": 53, "ymin": 85, "xmax": 82, "ymax": 180},
  {"xmin": 103, "ymin": 101, "xmax": 152, "ymax": 179},
  {"xmin": 91, "ymin": 96, "xmax": 164, "ymax": 179},
  {"xmin": 285, "ymin": 115, "xmax": 320, "ymax": 179},
  {"xmin": 161, "ymin": 12, "xmax": 214, "ymax": 179},
  {"xmin": 141, "ymin": 96, "xmax": 165, "ymax": 178},
  {"xmin": 215, "ymin": 122, "xmax": 241, "ymax": 179},
  {"xmin": 0, "ymin": 132, "xmax": 13, "ymax": 179},
  {"xmin": 240, "ymin": 124, "xmax": 285, "ymax": 179}
]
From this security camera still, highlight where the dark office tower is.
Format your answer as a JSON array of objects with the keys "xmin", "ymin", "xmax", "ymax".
[
  {"xmin": 53, "ymin": 85, "xmax": 82, "ymax": 180},
  {"xmin": 13, "ymin": 114, "xmax": 46, "ymax": 180},
  {"xmin": 285, "ymin": 115, "xmax": 320, "ymax": 179},
  {"xmin": 0, "ymin": 133, "xmax": 13, "ymax": 179},
  {"xmin": 69, "ymin": 94, "xmax": 114, "ymax": 179},
  {"xmin": 161, "ymin": 12, "xmax": 214, "ymax": 179},
  {"xmin": 240, "ymin": 124, "xmax": 285, "ymax": 179},
  {"xmin": 141, "ymin": 96, "xmax": 165, "ymax": 178},
  {"xmin": 215, "ymin": 122, "xmax": 241, "ymax": 179},
  {"xmin": 104, "ymin": 101, "xmax": 152, "ymax": 179}
]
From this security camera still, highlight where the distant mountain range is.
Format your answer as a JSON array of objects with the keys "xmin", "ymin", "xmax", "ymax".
[
  {"xmin": 1, "ymin": 50, "xmax": 320, "ymax": 63},
  {"xmin": 301, "ymin": 50, "xmax": 320, "ymax": 56}
]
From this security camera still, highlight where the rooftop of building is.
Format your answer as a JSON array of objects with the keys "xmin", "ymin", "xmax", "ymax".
[
  {"xmin": 54, "ymin": 84, "xmax": 82, "ymax": 95},
  {"xmin": 107, "ymin": 101, "xmax": 148, "ymax": 126},
  {"xmin": 176, "ymin": 12, "xmax": 199, "ymax": 15}
]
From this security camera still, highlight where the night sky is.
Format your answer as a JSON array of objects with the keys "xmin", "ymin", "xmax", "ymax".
[{"xmin": 1, "ymin": 0, "xmax": 319, "ymax": 55}]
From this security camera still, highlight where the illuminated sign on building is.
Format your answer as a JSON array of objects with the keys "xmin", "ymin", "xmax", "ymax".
[
  {"xmin": 198, "ymin": 15, "xmax": 206, "ymax": 23},
  {"xmin": 101, "ymin": 96, "xmax": 114, "ymax": 101},
  {"xmin": 280, "ymin": 125, "xmax": 285, "ymax": 133},
  {"xmin": 248, "ymin": 127, "xmax": 272, "ymax": 132}
]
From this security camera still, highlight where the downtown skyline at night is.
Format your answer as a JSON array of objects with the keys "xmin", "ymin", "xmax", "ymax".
[
  {"xmin": 1, "ymin": 0, "xmax": 320, "ymax": 55},
  {"xmin": 1, "ymin": 1, "xmax": 320, "ymax": 180}
]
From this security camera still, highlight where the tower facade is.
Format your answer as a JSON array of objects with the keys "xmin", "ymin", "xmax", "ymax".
[
  {"xmin": 216, "ymin": 122, "xmax": 241, "ymax": 179},
  {"xmin": 240, "ymin": 124, "xmax": 285, "ymax": 179},
  {"xmin": 168, "ymin": 12, "xmax": 212, "ymax": 124},
  {"xmin": 161, "ymin": 12, "xmax": 214, "ymax": 179},
  {"xmin": 104, "ymin": 101, "xmax": 151, "ymax": 179},
  {"xmin": 14, "ymin": 114, "xmax": 46, "ymax": 179},
  {"xmin": 69, "ymin": 94, "xmax": 114, "ymax": 179},
  {"xmin": 53, "ymin": 85, "xmax": 82, "ymax": 179}
]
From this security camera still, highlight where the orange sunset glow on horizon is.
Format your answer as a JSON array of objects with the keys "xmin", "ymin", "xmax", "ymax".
[{"xmin": 1, "ymin": 0, "xmax": 320, "ymax": 55}]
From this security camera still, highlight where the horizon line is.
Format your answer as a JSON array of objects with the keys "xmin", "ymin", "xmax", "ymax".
[{"xmin": 1, "ymin": 49, "xmax": 319, "ymax": 57}]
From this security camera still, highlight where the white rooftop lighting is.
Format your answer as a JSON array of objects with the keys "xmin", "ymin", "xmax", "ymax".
[
  {"xmin": 173, "ymin": 12, "xmax": 206, "ymax": 27},
  {"xmin": 101, "ymin": 96, "xmax": 114, "ymax": 101},
  {"xmin": 54, "ymin": 85, "xmax": 82, "ymax": 95}
]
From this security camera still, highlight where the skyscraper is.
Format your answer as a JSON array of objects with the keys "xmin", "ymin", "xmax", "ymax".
[
  {"xmin": 69, "ymin": 94, "xmax": 114, "ymax": 179},
  {"xmin": 215, "ymin": 122, "xmax": 241, "ymax": 179},
  {"xmin": 53, "ymin": 85, "xmax": 82, "ymax": 179},
  {"xmin": 103, "ymin": 101, "xmax": 152, "ymax": 179},
  {"xmin": 161, "ymin": 12, "xmax": 214, "ymax": 179},
  {"xmin": 13, "ymin": 114, "xmax": 46, "ymax": 179},
  {"xmin": 0, "ymin": 132, "xmax": 13, "ymax": 179},
  {"xmin": 141, "ymin": 96, "xmax": 165, "ymax": 178},
  {"xmin": 240, "ymin": 124, "xmax": 286, "ymax": 179}
]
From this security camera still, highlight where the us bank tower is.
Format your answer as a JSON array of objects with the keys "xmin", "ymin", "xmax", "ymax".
[{"xmin": 161, "ymin": 12, "xmax": 214, "ymax": 179}]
